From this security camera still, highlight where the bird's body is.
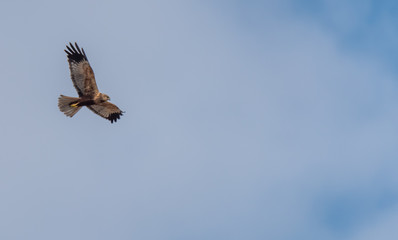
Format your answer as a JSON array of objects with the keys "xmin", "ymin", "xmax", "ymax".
[{"xmin": 58, "ymin": 42, "xmax": 123, "ymax": 123}]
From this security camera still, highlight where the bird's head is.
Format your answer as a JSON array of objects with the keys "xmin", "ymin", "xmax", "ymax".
[{"xmin": 100, "ymin": 93, "xmax": 111, "ymax": 102}]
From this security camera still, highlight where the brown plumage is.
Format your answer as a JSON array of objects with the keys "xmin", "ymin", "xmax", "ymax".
[{"xmin": 58, "ymin": 42, "xmax": 123, "ymax": 123}]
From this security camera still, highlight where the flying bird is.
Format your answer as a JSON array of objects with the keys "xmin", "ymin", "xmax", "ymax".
[{"xmin": 58, "ymin": 42, "xmax": 123, "ymax": 123}]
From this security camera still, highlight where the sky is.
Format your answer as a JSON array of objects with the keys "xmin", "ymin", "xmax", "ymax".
[{"xmin": 1, "ymin": 0, "xmax": 398, "ymax": 239}]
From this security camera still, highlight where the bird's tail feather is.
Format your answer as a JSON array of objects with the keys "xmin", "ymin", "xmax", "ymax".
[{"xmin": 58, "ymin": 95, "xmax": 82, "ymax": 117}]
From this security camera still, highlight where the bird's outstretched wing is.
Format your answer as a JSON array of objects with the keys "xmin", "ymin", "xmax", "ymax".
[
  {"xmin": 87, "ymin": 102, "xmax": 124, "ymax": 123},
  {"xmin": 64, "ymin": 42, "xmax": 99, "ymax": 97}
]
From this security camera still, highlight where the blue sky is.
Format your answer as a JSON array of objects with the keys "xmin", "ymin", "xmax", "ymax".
[{"xmin": 1, "ymin": 0, "xmax": 398, "ymax": 239}]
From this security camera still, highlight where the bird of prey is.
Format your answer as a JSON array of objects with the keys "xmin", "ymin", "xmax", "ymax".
[{"xmin": 58, "ymin": 42, "xmax": 123, "ymax": 123}]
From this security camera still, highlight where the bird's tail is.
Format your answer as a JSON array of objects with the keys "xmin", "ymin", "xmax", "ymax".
[{"xmin": 58, "ymin": 95, "xmax": 82, "ymax": 117}]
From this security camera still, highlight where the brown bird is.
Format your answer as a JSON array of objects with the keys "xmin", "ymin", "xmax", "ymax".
[{"xmin": 58, "ymin": 42, "xmax": 123, "ymax": 123}]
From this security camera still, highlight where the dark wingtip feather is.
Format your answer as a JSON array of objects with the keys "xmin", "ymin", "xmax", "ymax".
[
  {"xmin": 65, "ymin": 42, "xmax": 88, "ymax": 62},
  {"xmin": 108, "ymin": 111, "xmax": 124, "ymax": 123}
]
